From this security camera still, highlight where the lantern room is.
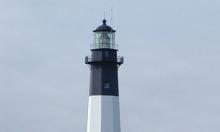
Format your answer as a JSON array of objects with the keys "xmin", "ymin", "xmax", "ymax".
[{"xmin": 92, "ymin": 19, "xmax": 116, "ymax": 50}]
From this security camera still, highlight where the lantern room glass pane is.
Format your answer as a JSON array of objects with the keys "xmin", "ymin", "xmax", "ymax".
[{"xmin": 92, "ymin": 32, "xmax": 116, "ymax": 49}]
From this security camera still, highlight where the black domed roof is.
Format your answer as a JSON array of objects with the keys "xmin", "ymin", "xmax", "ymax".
[{"xmin": 93, "ymin": 19, "xmax": 116, "ymax": 32}]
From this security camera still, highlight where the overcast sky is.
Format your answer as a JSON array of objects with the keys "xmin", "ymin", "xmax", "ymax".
[{"xmin": 0, "ymin": 0, "xmax": 220, "ymax": 132}]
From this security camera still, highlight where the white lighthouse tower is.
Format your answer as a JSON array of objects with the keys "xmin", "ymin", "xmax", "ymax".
[{"xmin": 85, "ymin": 19, "xmax": 124, "ymax": 132}]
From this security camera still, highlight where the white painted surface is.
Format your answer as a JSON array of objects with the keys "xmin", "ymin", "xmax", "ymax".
[{"xmin": 87, "ymin": 96, "xmax": 121, "ymax": 132}]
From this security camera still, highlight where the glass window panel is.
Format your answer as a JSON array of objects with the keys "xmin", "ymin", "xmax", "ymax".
[{"xmin": 92, "ymin": 32, "xmax": 116, "ymax": 49}]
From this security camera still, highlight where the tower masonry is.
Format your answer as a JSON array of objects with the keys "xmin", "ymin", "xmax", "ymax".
[{"xmin": 85, "ymin": 19, "xmax": 123, "ymax": 132}]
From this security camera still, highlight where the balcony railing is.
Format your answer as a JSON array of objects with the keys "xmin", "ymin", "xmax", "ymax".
[
  {"xmin": 85, "ymin": 56, "xmax": 92, "ymax": 63},
  {"xmin": 117, "ymin": 56, "xmax": 124, "ymax": 65},
  {"xmin": 85, "ymin": 56, "xmax": 124, "ymax": 65}
]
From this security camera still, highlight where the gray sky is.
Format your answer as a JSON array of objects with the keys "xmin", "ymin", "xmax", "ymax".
[{"xmin": 0, "ymin": 0, "xmax": 220, "ymax": 132}]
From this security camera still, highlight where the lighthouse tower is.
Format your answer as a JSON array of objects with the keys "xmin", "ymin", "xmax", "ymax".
[{"xmin": 85, "ymin": 19, "xmax": 124, "ymax": 132}]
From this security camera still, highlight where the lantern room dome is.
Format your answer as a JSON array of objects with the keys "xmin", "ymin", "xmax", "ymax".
[{"xmin": 93, "ymin": 19, "xmax": 116, "ymax": 32}]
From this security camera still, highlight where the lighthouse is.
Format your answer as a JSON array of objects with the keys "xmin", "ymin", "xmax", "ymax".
[{"xmin": 85, "ymin": 19, "xmax": 124, "ymax": 132}]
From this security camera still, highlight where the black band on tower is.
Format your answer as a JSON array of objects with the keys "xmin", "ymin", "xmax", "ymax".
[{"xmin": 85, "ymin": 49, "xmax": 123, "ymax": 96}]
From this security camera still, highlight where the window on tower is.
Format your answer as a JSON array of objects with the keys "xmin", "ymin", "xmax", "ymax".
[{"xmin": 104, "ymin": 83, "xmax": 110, "ymax": 89}]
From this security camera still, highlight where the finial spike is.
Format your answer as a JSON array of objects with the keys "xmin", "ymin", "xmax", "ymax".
[
  {"xmin": 103, "ymin": 19, "xmax": 107, "ymax": 25},
  {"xmin": 111, "ymin": 8, "xmax": 114, "ymax": 28}
]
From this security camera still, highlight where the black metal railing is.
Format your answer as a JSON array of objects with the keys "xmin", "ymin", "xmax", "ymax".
[{"xmin": 85, "ymin": 56, "xmax": 124, "ymax": 65}]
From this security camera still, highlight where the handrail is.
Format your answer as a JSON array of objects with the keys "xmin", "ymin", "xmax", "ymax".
[{"xmin": 85, "ymin": 56, "xmax": 123, "ymax": 65}]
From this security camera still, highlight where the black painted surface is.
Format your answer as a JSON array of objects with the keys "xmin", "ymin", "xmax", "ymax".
[
  {"xmin": 93, "ymin": 19, "xmax": 116, "ymax": 32},
  {"xmin": 86, "ymin": 49, "xmax": 122, "ymax": 96}
]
